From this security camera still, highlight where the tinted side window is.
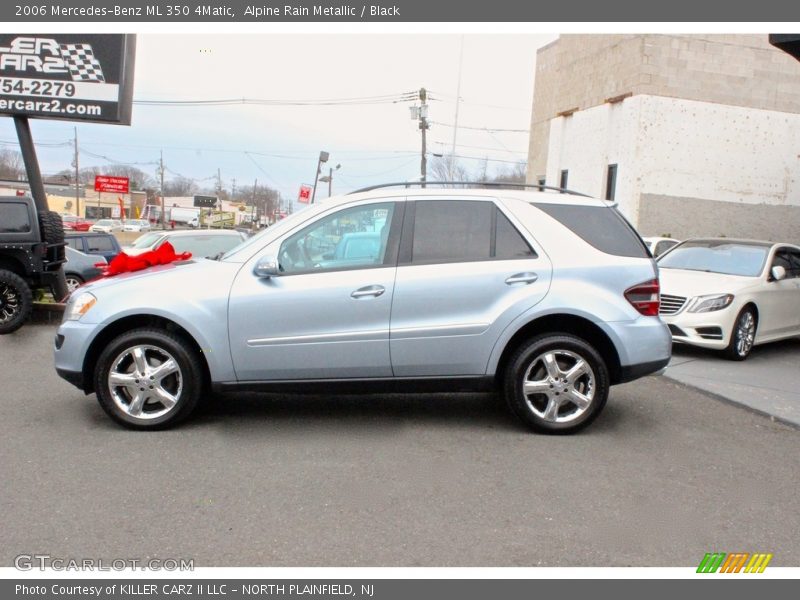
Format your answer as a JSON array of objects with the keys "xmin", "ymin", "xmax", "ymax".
[
  {"xmin": 495, "ymin": 209, "xmax": 535, "ymax": 259},
  {"xmin": 0, "ymin": 203, "xmax": 31, "ymax": 233},
  {"xmin": 65, "ymin": 238, "xmax": 82, "ymax": 250},
  {"xmin": 788, "ymin": 250, "xmax": 800, "ymax": 278},
  {"xmin": 412, "ymin": 200, "xmax": 492, "ymax": 263},
  {"xmin": 87, "ymin": 236, "xmax": 114, "ymax": 252},
  {"xmin": 533, "ymin": 203, "xmax": 649, "ymax": 258}
]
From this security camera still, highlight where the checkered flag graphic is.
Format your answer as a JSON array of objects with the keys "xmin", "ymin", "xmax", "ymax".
[{"xmin": 59, "ymin": 43, "xmax": 105, "ymax": 83}]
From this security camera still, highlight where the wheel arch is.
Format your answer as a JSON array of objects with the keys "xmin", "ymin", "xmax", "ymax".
[
  {"xmin": 492, "ymin": 313, "xmax": 623, "ymax": 386},
  {"xmin": 81, "ymin": 314, "xmax": 211, "ymax": 394}
]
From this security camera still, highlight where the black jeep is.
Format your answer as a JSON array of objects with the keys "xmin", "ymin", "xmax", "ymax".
[{"xmin": 0, "ymin": 195, "xmax": 67, "ymax": 334}]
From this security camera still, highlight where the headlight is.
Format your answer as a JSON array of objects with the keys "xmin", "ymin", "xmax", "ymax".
[
  {"xmin": 64, "ymin": 292, "xmax": 97, "ymax": 321},
  {"xmin": 687, "ymin": 293, "xmax": 734, "ymax": 313}
]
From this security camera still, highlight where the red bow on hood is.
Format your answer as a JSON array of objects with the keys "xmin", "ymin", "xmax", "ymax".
[{"xmin": 103, "ymin": 241, "xmax": 192, "ymax": 277}]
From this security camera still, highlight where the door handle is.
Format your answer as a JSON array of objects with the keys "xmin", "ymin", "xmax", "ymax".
[
  {"xmin": 351, "ymin": 285, "xmax": 386, "ymax": 299},
  {"xmin": 505, "ymin": 272, "xmax": 538, "ymax": 285}
]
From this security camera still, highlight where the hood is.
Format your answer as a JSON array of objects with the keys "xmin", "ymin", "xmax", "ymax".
[
  {"xmin": 658, "ymin": 268, "xmax": 758, "ymax": 298},
  {"xmin": 81, "ymin": 258, "xmax": 215, "ymax": 294}
]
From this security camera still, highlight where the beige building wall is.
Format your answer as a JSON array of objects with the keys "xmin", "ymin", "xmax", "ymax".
[{"xmin": 528, "ymin": 34, "xmax": 800, "ymax": 183}]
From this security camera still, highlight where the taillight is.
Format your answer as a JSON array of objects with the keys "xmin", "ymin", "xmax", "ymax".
[{"xmin": 625, "ymin": 279, "xmax": 660, "ymax": 316}]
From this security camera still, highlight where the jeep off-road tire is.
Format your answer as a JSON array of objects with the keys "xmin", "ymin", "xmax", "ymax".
[
  {"xmin": 93, "ymin": 327, "xmax": 205, "ymax": 430},
  {"xmin": 0, "ymin": 269, "xmax": 33, "ymax": 334},
  {"xmin": 504, "ymin": 333, "xmax": 610, "ymax": 434},
  {"xmin": 38, "ymin": 210, "xmax": 65, "ymax": 246}
]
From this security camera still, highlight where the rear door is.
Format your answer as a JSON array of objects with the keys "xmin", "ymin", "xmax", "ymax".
[{"xmin": 389, "ymin": 198, "xmax": 552, "ymax": 377}]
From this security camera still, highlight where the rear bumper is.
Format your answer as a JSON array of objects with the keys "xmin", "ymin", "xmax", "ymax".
[{"xmin": 617, "ymin": 357, "xmax": 670, "ymax": 383}]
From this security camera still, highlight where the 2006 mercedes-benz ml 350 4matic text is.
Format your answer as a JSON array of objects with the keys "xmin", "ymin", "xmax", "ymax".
[{"xmin": 54, "ymin": 185, "xmax": 671, "ymax": 433}]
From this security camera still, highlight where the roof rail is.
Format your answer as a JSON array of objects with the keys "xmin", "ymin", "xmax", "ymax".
[{"xmin": 347, "ymin": 181, "xmax": 592, "ymax": 197}]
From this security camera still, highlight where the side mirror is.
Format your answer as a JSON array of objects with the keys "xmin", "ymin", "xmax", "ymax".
[
  {"xmin": 254, "ymin": 255, "xmax": 280, "ymax": 278},
  {"xmin": 771, "ymin": 265, "xmax": 787, "ymax": 281}
]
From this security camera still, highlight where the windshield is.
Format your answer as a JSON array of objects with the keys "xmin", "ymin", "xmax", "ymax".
[
  {"xmin": 96, "ymin": 220, "xmax": 111, "ymax": 226},
  {"xmin": 657, "ymin": 241, "xmax": 769, "ymax": 277},
  {"xmin": 221, "ymin": 203, "xmax": 321, "ymax": 260},
  {"xmin": 131, "ymin": 232, "xmax": 165, "ymax": 248}
]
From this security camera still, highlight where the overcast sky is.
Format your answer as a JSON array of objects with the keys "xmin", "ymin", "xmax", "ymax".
[{"xmin": 0, "ymin": 33, "xmax": 556, "ymax": 204}]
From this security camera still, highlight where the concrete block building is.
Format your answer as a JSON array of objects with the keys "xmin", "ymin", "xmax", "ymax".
[{"xmin": 527, "ymin": 34, "xmax": 800, "ymax": 242}]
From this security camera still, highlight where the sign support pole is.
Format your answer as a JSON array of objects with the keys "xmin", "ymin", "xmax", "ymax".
[{"xmin": 13, "ymin": 116, "xmax": 49, "ymax": 214}]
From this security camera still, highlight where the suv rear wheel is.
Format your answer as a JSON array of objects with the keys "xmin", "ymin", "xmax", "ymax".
[
  {"xmin": 0, "ymin": 269, "xmax": 33, "ymax": 334},
  {"xmin": 93, "ymin": 328, "xmax": 204, "ymax": 430},
  {"xmin": 504, "ymin": 334, "xmax": 610, "ymax": 434}
]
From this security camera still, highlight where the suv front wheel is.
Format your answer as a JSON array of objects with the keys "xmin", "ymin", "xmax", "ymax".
[
  {"xmin": 504, "ymin": 334, "xmax": 610, "ymax": 434},
  {"xmin": 94, "ymin": 328, "xmax": 204, "ymax": 429}
]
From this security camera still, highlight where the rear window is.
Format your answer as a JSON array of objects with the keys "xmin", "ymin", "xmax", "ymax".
[
  {"xmin": 86, "ymin": 236, "xmax": 115, "ymax": 252},
  {"xmin": 533, "ymin": 203, "xmax": 648, "ymax": 258},
  {"xmin": 0, "ymin": 203, "xmax": 31, "ymax": 233}
]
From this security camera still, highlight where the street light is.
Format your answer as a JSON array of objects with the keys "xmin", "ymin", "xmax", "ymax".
[
  {"xmin": 310, "ymin": 150, "xmax": 329, "ymax": 204},
  {"xmin": 318, "ymin": 163, "xmax": 341, "ymax": 197}
]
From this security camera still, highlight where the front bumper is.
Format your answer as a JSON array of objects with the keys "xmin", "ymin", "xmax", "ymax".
[
  {"xmin": 53, "ymin": 320, "xmax": 100, "ymax": 393},
  {"xmin": 659, "ymin": 306, "xmax": 737, "ymax": 350}
]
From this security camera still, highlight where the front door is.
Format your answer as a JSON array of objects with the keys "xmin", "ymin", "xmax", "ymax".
[{"xmin": 228, "ymin": 201, "xmax": 401, "ymax": 381}]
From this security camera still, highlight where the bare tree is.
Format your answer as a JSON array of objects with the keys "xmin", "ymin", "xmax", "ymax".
[
  {"xmin": 0, "ymin": 148, "xmax": 24, "ymax": 180},
  {"xmin": 163, "ymin": 176, "xmax": 197, "ymax": 197},
  {"xmin": 429, "ymin": 154, "xmax": 471, "ymax": 183}
]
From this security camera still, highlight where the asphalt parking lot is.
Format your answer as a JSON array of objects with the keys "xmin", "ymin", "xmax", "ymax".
[{"xmin": 2, "ymin": 323, "xmax": 800, "ymax": 567}]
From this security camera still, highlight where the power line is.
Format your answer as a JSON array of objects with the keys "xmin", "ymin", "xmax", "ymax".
[
  {"xmin": 430, "ymin": 121, "xmax": 530, "ymax": 133},
  {"xmin": 133, "ymin": 92, "xmax": 418, "ymax": 107}
]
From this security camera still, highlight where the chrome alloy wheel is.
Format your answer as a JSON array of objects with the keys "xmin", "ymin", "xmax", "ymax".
[
  {"xmin": 108, "ymin": 345, "xmax": 183, "ymax": 420},
  {"xmin": 521, "ymin": 350, "xmax": 596, "ymax": 424},
  {"xmin": 735, "ymin": 311, "xmax": 756, "ymax": 357},
  {"xmin": 65, "ymin": 276, "xmax": 82, "ymax": 293},
  {"xmin": 0, "ymin": 282, "xmax": 20, "ymax": 324}
]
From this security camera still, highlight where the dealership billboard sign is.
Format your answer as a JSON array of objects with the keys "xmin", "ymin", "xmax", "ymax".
[
  {"xmin": 94, "ymin": 175, "xmax": 129, "ymax": 193},
  {"xmin": 0, "ymin": 34, "xmax": 136, "ymax": 124}
]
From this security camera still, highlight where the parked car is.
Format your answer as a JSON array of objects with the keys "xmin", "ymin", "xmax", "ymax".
[
  {"xmin": 54, "ymin": 186, "xmax": 671, "ymax": 431},
  {"xmin": 90, "ymin": 219, "xmax": 123, "ymax": 233},
  {"xmin": 642, "ymin": 236, "xmax": 680, "ymax": 257},
  {"xmin": 124, "ymin": 229, "xmax": 247, "ymax": 259},
  {"xmin": 0, "ymin": 195, "xmax": 66, "ymax": 333},
  {"xmin": 64, "ymin": 246, "xmax": 107, "ymax": 293},
  {"xmin": 123, "ymin": 219, "xmax": 151, "ymax": 233},
  {"xmin": 65, "ymin": 232, "xmax": 122, "ymax": 263},
  {"xmin": 657, "ymin": 239, "xmax": 800, "ymax": 360},
  {"xmin": 60, "ymin": 215, "xmax": 93, "ymax": 232}
]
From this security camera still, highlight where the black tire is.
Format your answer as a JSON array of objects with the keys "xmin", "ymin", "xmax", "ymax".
[
  {"xmin": 503, "ymin": 333, "xmax": 610, "ymax": 434},
  {"xmin": 0, "ymin": 269, "xmax": 33, "ymax": 334},
  {"xmin": 93, "ymin": 327, "xmax": 204, "ymax": 430},
  {"xmin": 39, "ymin": 210, "xmax": 65, "ymax": 245},
  {"xmin": 64, "ymin": 273, "xmax": 84, "ymax": 294},
  {"xmin": 723, "ymin": 306, "xmax": 757, "ymax": 361}
]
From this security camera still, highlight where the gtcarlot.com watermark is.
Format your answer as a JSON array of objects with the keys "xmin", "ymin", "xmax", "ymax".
[{"xmin": 14, "ymin": 554, "xmax": 194, "ymax": 571}]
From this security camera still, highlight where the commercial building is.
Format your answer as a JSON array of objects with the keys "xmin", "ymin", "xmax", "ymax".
[{"xmin": 527, "ymin": 34, "xmax": 800, "ymax": 241}]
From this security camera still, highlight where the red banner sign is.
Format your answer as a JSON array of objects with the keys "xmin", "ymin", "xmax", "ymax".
[
  {"xmin": 94, "ymin": 175, "xmax": 130, "ymax": 194},
  {"xmin": 297, "ymin": 184, "xmax": 312, "ymax": 204}
]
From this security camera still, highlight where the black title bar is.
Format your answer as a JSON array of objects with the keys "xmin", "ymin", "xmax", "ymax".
[{"xmin": 4, "ymin": 0, "xmax": 800, "ymax": 22}]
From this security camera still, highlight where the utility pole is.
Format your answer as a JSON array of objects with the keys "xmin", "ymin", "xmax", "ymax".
[
  {"xmin": 73, "ymin": 127, "xmax": 80, "ymax": 216},
  {"xmin": 159, "ymin": 150, "xmax": 166, "ymax": 228},
  {"xmin": 419, "ymin": 87, "xmax": 429, "ymax": 187},
  {"xmin": 451, "ymin": 36, "xmax": 465, "ymax": 178},
  {"xmin": 251, "ymin": 178, "xmax": 257, "ymax": 226},
  {"xmin": 318, "ymin": 163, "xmax": 340, "ymax": 197}
]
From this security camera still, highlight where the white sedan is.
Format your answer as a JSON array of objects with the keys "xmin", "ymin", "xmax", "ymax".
[
  {"xmin": 90, "ymin": 219, "xmax": 123, "ymax": 233},
  {"xmin": 123, "ymin": 219, "xmax": 151, "ymax": 232},
  {"xmin": 657, "ymin": 239, "xmax": 800, "ymax": 360}
]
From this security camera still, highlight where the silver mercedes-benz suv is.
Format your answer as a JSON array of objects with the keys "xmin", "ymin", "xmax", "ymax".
[{"xmin": 54, "ymin": 184, "xmax": 671, "ymax": 433}]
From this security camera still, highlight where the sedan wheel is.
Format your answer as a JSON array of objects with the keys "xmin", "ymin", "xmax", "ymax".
[
  {"xmin": 65, "ymin": 275, "xmax": 83, "ymax": 293},
  {"xmin": 724, "ymin": 307, "xmax": 757, "ymax": 361}
]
